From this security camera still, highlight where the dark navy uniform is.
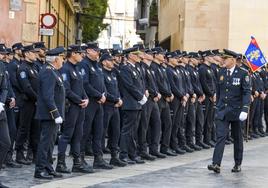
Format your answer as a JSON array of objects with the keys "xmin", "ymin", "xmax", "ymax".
[
  {"xmin": 187, "ymin": 64, "xmax": 206, "ymax": 146},
  {"xmin": 119, "ymin": 61, "xmax": 144, "ymax": 161},
  {"xmin": 79, "ymin": 56, "xmax": 106, "ymax": 157},
  {"xmin": 212, "ymin": 66, "xmax": 251, "ymax": 167},
  {"xmin": 58, "ymin": 60, "xmax": 88, "ymax": 163},
  {"xmin": 16, "ymin": 57, "xmax": 40, "ymax": 162},
  {"xmin": 199, "ymin": 63, "xmax": 216, "ymax": 146},
  {"xmin": 102, "ymin": 68, "xmax": 121, "ymax": 155},
  {"xmin": 7, "ymin": 56, "xmax": 22, "ymax": 125},
  {"xmin": 0, "ymin": 56, "xmax": 11, "ymax": 171},
  {"xmin": 35, "ymin": 62, "xmax": 65, "ymax": 177},
  {"xmin": 150, "ymin": 62, "xmax": 173, "ymax": 152},
  {"xmin": 166, "ymin": 64, "xmax": 185, "ymax": 151},
  {"xmin": 138, "ymin": 62, "xmax": 161, "ymax": 155}
]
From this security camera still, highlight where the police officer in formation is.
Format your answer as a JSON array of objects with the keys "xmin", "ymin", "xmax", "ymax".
[{"xmin": 1, "ymin": 40, "xmax": 268, "ymax": 186}]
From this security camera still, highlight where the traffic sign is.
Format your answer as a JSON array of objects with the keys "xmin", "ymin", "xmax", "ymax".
[
  {"xmin": 40, "ymin": 28, "xmax": 54, "ymax": 36},
  {"xmin": 41, "ymin": 13, "xmax": 57, "ymax": 29}
]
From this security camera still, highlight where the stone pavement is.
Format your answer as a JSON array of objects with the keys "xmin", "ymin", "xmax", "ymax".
[{"xmin": 2, "ymin": 137, "xmax": 268, "ymax": 188}]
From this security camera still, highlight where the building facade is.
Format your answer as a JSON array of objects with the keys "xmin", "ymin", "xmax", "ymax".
[
  {"xmin": 158, "ymin": 0, "xmax": 268, "ymax": 55},
  {"xmin": 97, "ymin": 0, "xmax": 142, "ymax": 49},
  {"xmin": 0, "ymin": 0, "xmax": 83, "ymax": 48}
]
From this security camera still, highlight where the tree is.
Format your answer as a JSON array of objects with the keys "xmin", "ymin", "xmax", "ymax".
[{"xmin": 81, "ymin": 0, "xmax": 108, "ymax": 42}]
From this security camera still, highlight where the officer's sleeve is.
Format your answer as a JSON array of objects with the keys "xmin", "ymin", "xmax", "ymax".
[
  {"xmin": 119, "ymin": 66, "xmax": 144, "ymax": 101},
  {"xmin": 7, "ymin": 61, "xmax": 21, "ymax": 92},
  {"xmin": 79, "ymin": 63, "xmax": 103, "ymax": 100},
  {"xmin": 106, "ymin": 90, "xmax": 120, "ymax": 104},
  {"xmin": 6, "ymin": 72, "xmax": 15, "ymax": 99},
  {"xmin": 0, "ymin": 69, "xmax": 8, "ymax": 103},
  {"xmin": 147, "ymin": 73, "xmax": 158, "ymax": 98},
  {"xmin": 17, "ymin": 67, "xmax": 37, "ymax": 100},
  {"xmin": 60, "ymin": 68, "xmax": 82, "ymax": 105},
  {"xmin": 241, "ymin": 72, "xmax": 252, "ymax": 113},
  {"xmin": 40, "ymin": 69, "xmax": 60, "ymax": 119},
  {"xmin": 153, "ymin": 68, "xmax": 172, "ymax": 98},
  {"xmin": 199, "ymin": 67, "xmax": 214, "ymax": 97},
  {"xmin": 192, "ymin": 73, "xmax": 203, "ymax": 97},
  {"xmin": 166, "ymin": 69, "xmax": 184, "ymax": 98}
]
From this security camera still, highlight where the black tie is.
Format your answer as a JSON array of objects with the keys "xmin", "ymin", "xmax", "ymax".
[{"xmin": 227, "ymin": 70, "xmax": 231, "ymax": 77}]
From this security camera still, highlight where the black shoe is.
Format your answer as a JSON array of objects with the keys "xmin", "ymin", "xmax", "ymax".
[
  {"xmin": 207, "ymin": 141, "xmax": 216, "ymax": 148},
  {"xmin": 93, "ymin": 156, "xmax": 113, "ymax": 169},
  {"xmin": 85, "ymin": 147, "xmax": 94, "ymax": 156},
  {"xmin": 139, "ymin": 151, "xmax": 156, "ymax": 161},
  {"xmin": 16, "ymin": 151, "xmax": 31, "ymax": 165},
  {"xmin": 207, "ymin": 164, "xmax": 221, "ymax": 173},
  {"xmin": 256, "ymin": 131, "xmax": 266, "ymax": 137},
  {"xmin": 103, "ymin": 147, "xmax": 111, "ymax": 154},
  {"xmin": 48, "ymin": 171, "xmax": 63, "ymax": 178},
  {"xmin": 173, "ymin": 147, "xmax": 186, "ymax": 154},
  {"xmin": 196, "ymin": 142, "xmax": 210, "ymax": 149},
  {"xmin": 225, "ymin": 140, "xmax": 232, "ymax": 145},
  {"xmin": 34, "ymin": 171, "xmax": 54, "ymax": 179},
  {"xmin": 129, "ymin": 156, "xmax": 145, "ymax": 164},
  {"xmin": 231, "ymin": 165, "xmax": 241, "ymax": 173},
  {"xmin": 56, "ymin": 163, "xmax": 71, "ymax": 174},
  {"xmin": 228, "ymin": 137, "xmax": 234, "ymax": 143},
  {"xmin": 188, "ymin": 144, "xmax": 202, "ymax": 151},
  {"xmin": 149, "ymin": 151, "xmax": 166, "ymax": 158},
  {"xmin": 180, "ymin": 145, "xmax": 194, "ymax": 153},
  {"xmin": 119, "ymin": 157, "xmax": 136, "ymax": 164},
  {"xmin": 110, "ymin": 157, "xmax": 127, "ymax": 167},
  {"xmin": 160, "ymin": 149, "xmax": 178, "ymax": 156},
  {"xmin": 251, "ymin": 133, "xmax": 260, "ymax": 138},
  {"xmin": 0, "ymin": 182, "xmax": 9, "ymax": 188},
  {"xmin": 56, "ymin": 155, "xmax": 71, "ymax": 174},
  {"xmin": 5, "ymin": 160, "xmax": 22, "ymax": 168},
  {"xmin": 72, "ymin": 163, "xmax": 94, "ymax": 173}
]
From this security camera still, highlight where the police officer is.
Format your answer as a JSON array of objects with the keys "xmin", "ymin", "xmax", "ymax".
[
  {"xmin": 166, "ymin": 51, "xmax": 187, "ymax": 154},
  {"xmin": 0, "ymin": 44, "xmax": 12, "ymax": 187},
  {"xmin": 198, "ymin": 50, "xmax": 217, "ymax": 147},
  {"xmin": 138, "ymin": 49, "xmax": 166, "ymax": 159},
  {"xmin": 34, "ymin": 47, "xmax": 66, "ymax": 179},
  {"xmin": 208, "ymin": 49, "xmax": 251, "ymax": 173},
  {"xmin": 0, "ymin": 45, "xmax": 21, "ymax": 168},
  {"xmin": 56, "ymin": 45, "xmax": 93, "ymax": 174},
  {"xmin": 7, "ymin": 43, "xmax": 23, "ymax": 126},
  {"xmin": 187, "ymin": 53, "xmax": 210, "ymax": 149},
  {"xmin": 79, "ymin": 42, "xmax": 113, "ymax": 169},
  {"xmin": 119, "ymin": 47, "xmax": 147, "ymax": 164},
  {"xmin": 16, "ymin": 44, "xmax": 40, "ymax": 165},
  {"xmin": 33, "ymin": 42, "xmax": 47, "ymax": 72},
  {"xmin": 100, "ymin": 53, "xmax": 127, "ymax": 167},
  {"xmin": 150, "ymin": 47, "xmax": 176, "ymax": 156}
]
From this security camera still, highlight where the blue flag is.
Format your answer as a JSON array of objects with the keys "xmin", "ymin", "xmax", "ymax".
[{"xmin": 245, "ymin": 36, "xmax": 267, "ymax": 72}]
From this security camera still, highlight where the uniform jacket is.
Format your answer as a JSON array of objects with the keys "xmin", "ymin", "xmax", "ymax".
[
  {"xmin": 35, "ymin": 63, "xmax": 65, "ymax": 120},
  {"xmin": 215, "ymin": 66, "xmax": 251, "ymax": 121}
]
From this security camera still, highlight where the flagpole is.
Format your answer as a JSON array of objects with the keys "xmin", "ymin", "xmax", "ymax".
[{"xmin": 246, "ymin": 106, "xmax": 250, "ymax": 142}]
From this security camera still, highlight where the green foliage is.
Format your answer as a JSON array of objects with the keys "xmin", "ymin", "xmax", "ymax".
[{"xmin": 81, "ymin": 0, "xmax": 109, "ymax": 42}]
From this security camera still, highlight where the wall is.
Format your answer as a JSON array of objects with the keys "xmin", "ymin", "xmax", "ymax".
[{"xmin": 228, "ymin": 0, "xmax": 268, "ymax": 55}]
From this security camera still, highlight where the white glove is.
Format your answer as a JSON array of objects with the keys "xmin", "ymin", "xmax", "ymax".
[
  {"xmin": 239, "ymin": 112, "xmax": 248, "ymax": 121},
  {"xmin": 0, "ymin": 103, "xmax": 5, "ymax": 113},
  {"xmin": 55, "ymin": 116, "xmax": 63, "ymax": 124},
  {"xmin": 138, "ymin": 95, "xmax": 148, "ymax": 105}
]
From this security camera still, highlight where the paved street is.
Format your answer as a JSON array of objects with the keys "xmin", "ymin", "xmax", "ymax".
[{"xmin": 2, "ymin": 137, "xmax": 268, "ymax": 188}]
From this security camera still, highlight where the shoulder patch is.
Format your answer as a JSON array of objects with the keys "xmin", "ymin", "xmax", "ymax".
[
  {"xmin": 62, "ymin": 73, "xmax": 67, "ymax": 81},
  {"xmin": 239, "ymin": 66, "xmax": 249, "ymax": 73},
  {"xmin": 20, "ymin": 71, "xmax": 26, "ymax": 79},
  {"xmin": 245, "ymin": 75, "xmax": 250, "ymax": 83}
]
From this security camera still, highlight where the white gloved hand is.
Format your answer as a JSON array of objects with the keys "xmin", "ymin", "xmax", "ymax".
[
  {"xmin": 55, "ymin": 116, "xmax": 63, "ymax": 124},
  {"xmin": 138, "ymin": 95, "xmax": 148, "ymax": 105},
  {"xmin": 0, "ymin": 102, "xmax": 5, "ymax": 113},
  {"xmin": 239, "ymin": 112, "xmax": 248, "ymax": 121}
]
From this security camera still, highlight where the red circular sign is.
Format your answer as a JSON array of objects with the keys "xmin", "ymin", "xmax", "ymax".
[{"xmin": 41, "ymin": 13, "xmax": 57, "ymax": 29}]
